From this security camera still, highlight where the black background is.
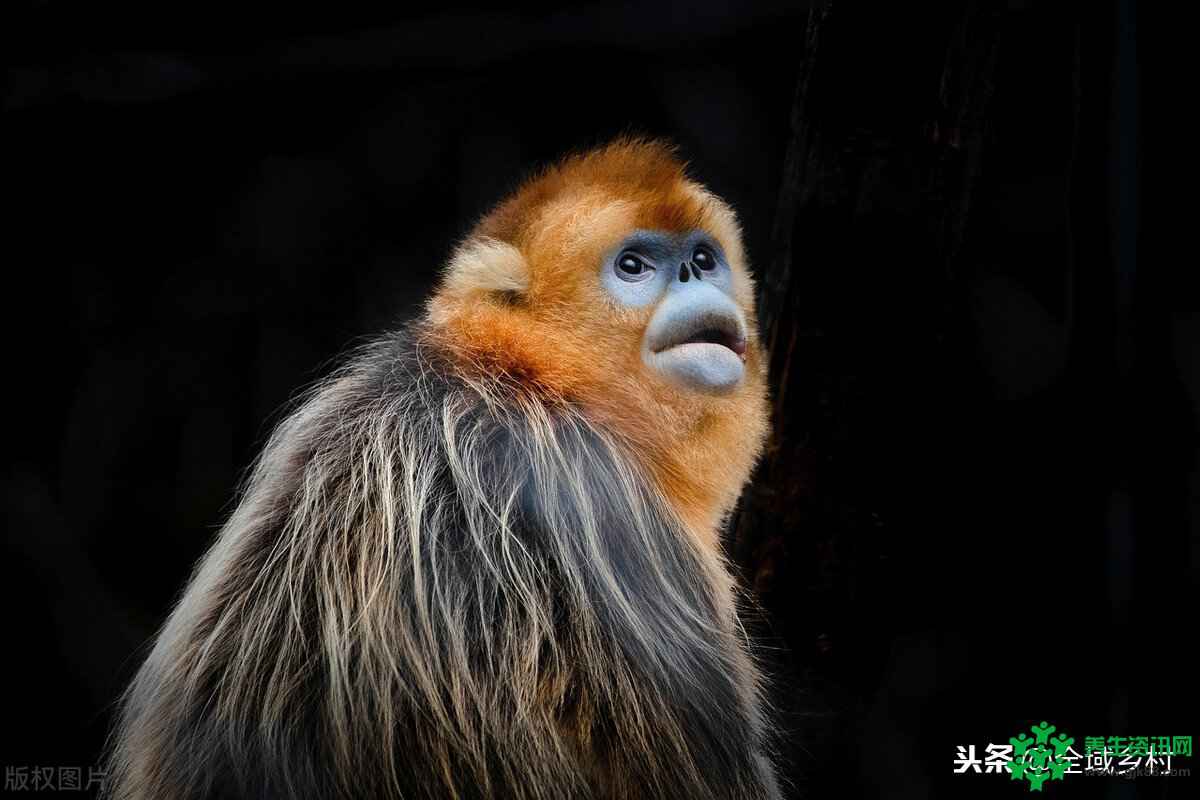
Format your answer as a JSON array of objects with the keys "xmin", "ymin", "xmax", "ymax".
[{"xmin": 2, "ymin": 1, "xmax": 1189, "ymax": 798}]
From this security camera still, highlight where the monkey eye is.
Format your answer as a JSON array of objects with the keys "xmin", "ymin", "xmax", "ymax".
[
  {"xmin": 692, "ymin": 246, "xmax": 717, "ymax": 270},
  {"xmin": 615, "ymin": 252, "xmax": 654, "ymax": 282}
]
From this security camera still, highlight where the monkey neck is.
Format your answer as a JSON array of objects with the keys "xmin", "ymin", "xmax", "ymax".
[
  {"xmin": 573, "ymin": 373, "xmax": 766, "ymax": 550},
  {"xmin": 602, "ymin": 351, "xmax": 770, "ymax": 551},
  {"xmin": 638, "ymin": 406, "xmax": 764, "ymax": 548}
]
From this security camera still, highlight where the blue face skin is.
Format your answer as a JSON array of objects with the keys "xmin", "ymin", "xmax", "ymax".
[{"xmin": 601, "ymin": 229, "xmax": 748, "ymax": 395}]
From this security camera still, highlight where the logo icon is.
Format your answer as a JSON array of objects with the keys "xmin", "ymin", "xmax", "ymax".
[{"xmin": 1008, "ymin": 721, "xmax": 1074, "ymax": 791}]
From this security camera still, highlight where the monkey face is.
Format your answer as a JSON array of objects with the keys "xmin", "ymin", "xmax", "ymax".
[
  {"xmin": 601, "ymin": 229, "xmax": 748, "ymax": 395},
  {"xmin": 427, "ymin": 139, "xmax": 766, "ymax": 425}
]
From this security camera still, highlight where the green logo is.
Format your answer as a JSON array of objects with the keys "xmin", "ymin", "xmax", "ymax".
[{"xmin": 1007, "ymin": 721, "xmax": 1074, "ymax": 791}]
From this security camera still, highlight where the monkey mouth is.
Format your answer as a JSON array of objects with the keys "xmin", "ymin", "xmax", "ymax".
[
  {"xmin": 649, "ymin": 308, "xmax": 748, "ymax": 361},
  {"xmin": 642, "ymin": 299, "xmax": 749, "ymax": 395},
  {"xmin": 670, "ymin": 326, "xmax": 748, "ymax": 359}
]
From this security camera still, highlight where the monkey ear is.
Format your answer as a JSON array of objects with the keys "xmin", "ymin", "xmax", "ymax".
[{"xmin": 439, "ymin": 237, "xmax": 530, "ymax": 303}]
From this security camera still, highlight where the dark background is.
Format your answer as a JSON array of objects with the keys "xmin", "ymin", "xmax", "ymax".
[{"xmin": 3, "ymin": 1, "xmax": 1188, "ymax": 798}]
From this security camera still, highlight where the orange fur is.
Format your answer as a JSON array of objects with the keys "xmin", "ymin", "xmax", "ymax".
[{"xmin": 426, "ymin": 138, "xmax": 769, "ymax": 546}]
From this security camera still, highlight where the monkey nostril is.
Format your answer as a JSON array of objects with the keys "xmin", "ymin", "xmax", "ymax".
[
  {"xmin": 678, "ymin": 263, "xmax": 690, "ymax": 283},
  {"xmin": 690, "ymin": 263, "xmax": 703, "ymax": 281}
]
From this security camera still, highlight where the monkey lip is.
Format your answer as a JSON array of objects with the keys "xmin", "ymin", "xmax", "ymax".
[
  {"xmin": 650, "ymin": 316, "xmax": 747, "ymax": 360},
  {"xmin": 643, "ymin": 304, "xmax": 748, "ymax": 394}
]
